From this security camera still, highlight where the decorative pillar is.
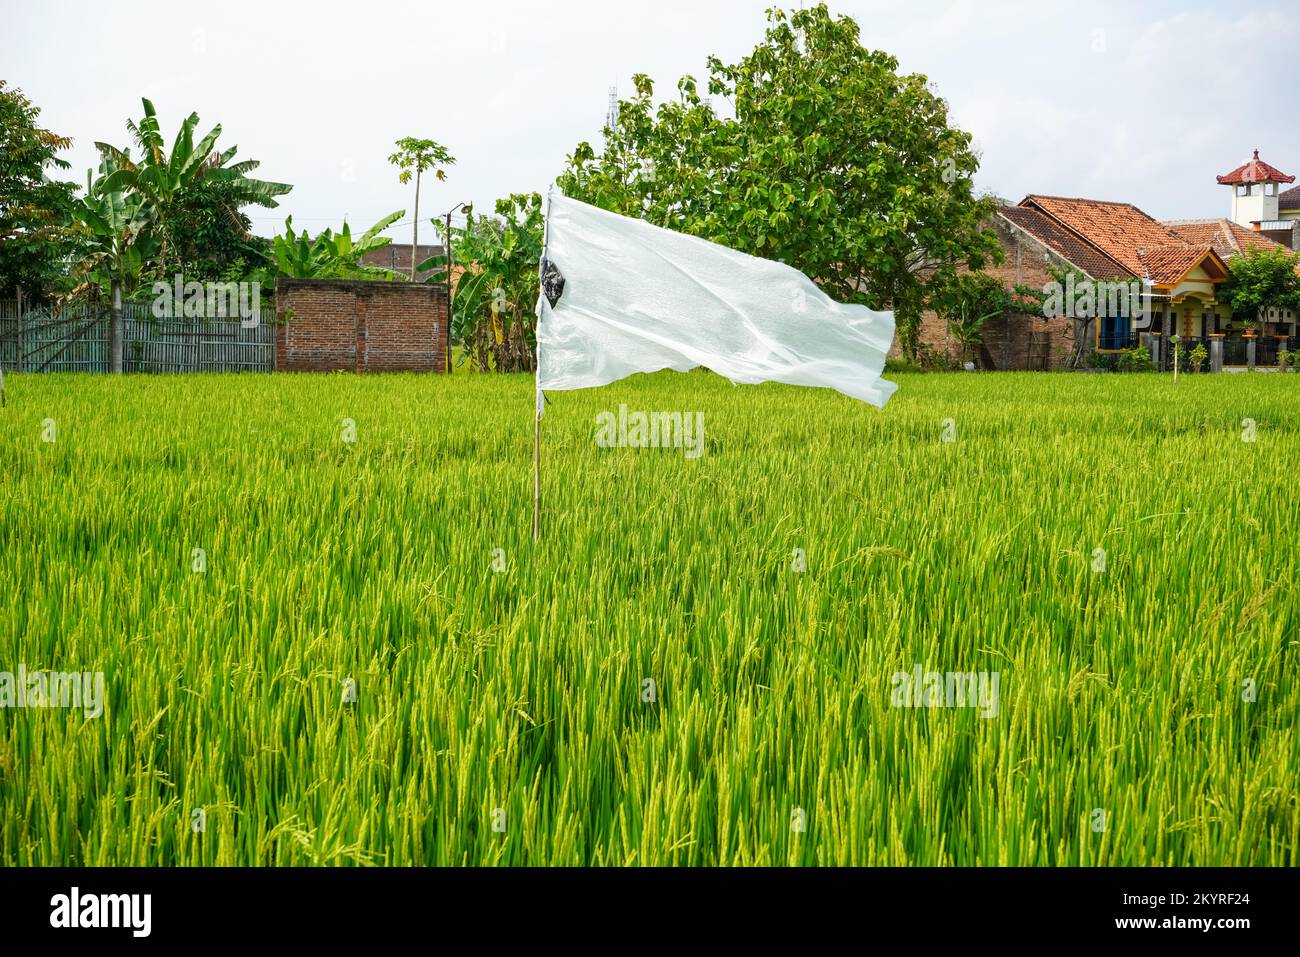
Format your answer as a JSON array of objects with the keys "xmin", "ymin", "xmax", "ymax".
[
  {"xmin": 1209, "ymin": 334, "xmax": 1223, "ymax": 373},
  {"xmin": 1247, "ymin": 337, "xmax": 1257, "ymax": 371}
]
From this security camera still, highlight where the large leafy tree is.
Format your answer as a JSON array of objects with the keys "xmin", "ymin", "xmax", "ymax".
[
  {"xmin": 164, "ymin": 173, "xmax": 274, "ymax": 280},
  {"xmin": 388, "ymin": 137, "xmax": 455, "ymax": 280},
  {"xmin": 0, "ymin": 81, "xmax": 80, "ymax": 301},
  {"xmin": 557, "ymin": 3, "xmax": 1001, "ymax": 360},
  {"xmin": 1221, "ymin": 246, "xmax": 1300, "ymax": 329},
  {"xmin": 95, "ymin": 98, "xmax": 290, "ymax": 279}
]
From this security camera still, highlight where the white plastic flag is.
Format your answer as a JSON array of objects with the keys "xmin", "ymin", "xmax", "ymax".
[{"xmin": 535, "ymin": 192, "xmax": 897, "ymax": 408}]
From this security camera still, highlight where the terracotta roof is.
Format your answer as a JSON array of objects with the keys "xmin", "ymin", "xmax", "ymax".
[
  {"xmin": 1134, "ymin": 244, "xmax": 1224, "ymax": 286},
  {"xmin": 1215, "ymin": 149, "xmax": 1294, "ymax": 185},
  {"xmin": 1020, "ymin": 195, "xmax": 1178, "ymax": 276},
  {"xmin": 997, "ymin": 205, "xmax": 1129, "ymax": 279},
  {"xmin": 1163, "ymin": 218, "xmax": 1287, "ymax": 258},
  {"xmin": 1280, "ymin": 185, "xmax": 1300, "ymax": 211}
]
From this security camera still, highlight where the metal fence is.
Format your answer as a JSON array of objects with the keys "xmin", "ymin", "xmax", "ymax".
[{"xmin": 0, "ymin": 300, "xmax": 275, "ymax": 373}]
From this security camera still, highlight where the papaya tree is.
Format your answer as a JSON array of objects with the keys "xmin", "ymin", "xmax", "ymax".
[{"xmin": 388, "ymin": 137, "xmax": 455, "ymax": 280}]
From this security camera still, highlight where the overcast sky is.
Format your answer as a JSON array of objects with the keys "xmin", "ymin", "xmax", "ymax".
[{"xmin": 5, "ymin": 0, "xmax": 1297, "ymax": 239}]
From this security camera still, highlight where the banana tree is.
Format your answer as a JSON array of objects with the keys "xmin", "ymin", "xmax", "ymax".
[
  {"xmin": 69, "ymin": 159, "xmax": 156, "ymax": 373},
  {"xmin": 95, "ymin": 98, "xmax": 290, "ymax": 275},
  {"xmin": 419, "ymin": 193, "xmax": 543, "ymax": 371},
  {"xmin": 272, "ymin": 211, "xmax": 406, "ymax": 279}
]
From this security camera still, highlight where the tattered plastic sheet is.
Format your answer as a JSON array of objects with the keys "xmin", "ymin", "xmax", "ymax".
[{"xmin": 535, "ymin": 192, "xmax": 897, "ymax": 408}]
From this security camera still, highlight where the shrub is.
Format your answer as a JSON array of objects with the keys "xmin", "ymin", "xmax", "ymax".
[
  {"xmin": 1090, "ymin": 351, "xmax": 1119, "ymax": 371},
  {"xmin": 1188, "ymin": 343, "xmax": 1207, "ymax": 373},
  {"xmin": 1118, "ymin": 345, "xmax": 1154, "ymax": 372}
]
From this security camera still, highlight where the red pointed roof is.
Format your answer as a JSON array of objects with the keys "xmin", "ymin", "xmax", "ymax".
[{"xmin": 1216, "ymin": 150, "xmax": 1294, "ymax": 185}]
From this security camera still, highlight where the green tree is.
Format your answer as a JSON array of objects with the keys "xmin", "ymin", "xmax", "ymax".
[
  {"xmin": 557, "ymin": 4, "xmax": 1001, "ymax": 361},
  {"xmin": 272, "ymin": 212, "xmax": 406, "ymax": 280},
  {"xmin": 69, "ymin": 157, "xmax": 157, "ymax": 373},
  {"xmin": 421, "ymin": 193, "xmax": 543, "ymax": 372},
  {"xmin": 388, "ymin": 137, "xmax": 456, "ymax": 280},
  {"xmin": 0, "ymin": 80, "xmax": 80, "ymax": 301},
  {"xmin": 96, "ymin": 98, "xmax": 290, "ymax": 278},
  {"xmin": 163, "ymin": 174, "xmax": 274, "ymax": 281},
  {"xmin": 1221, "ymin": 246, "xmax": 1300, "ymax": 330},
  {"xmin": 929, "ymin": 272, "xmax": 1013, "ymax": 367}
]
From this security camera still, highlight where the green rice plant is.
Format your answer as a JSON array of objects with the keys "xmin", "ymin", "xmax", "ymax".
[{"xmin": 0, "ymin": 370, "xmax": 1296, "ymax": 866}]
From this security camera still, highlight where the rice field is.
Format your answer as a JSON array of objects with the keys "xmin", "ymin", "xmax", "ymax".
[{"xmin": 1, "ymin": 369, "xmax": 1297, "ymax": 866}]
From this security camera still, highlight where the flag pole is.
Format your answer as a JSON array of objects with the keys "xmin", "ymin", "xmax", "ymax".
[
  {"xmin": 534, "ymin": 188, "xmax": 553, "ymax": 543},
  {"xmin": 533, "ymin": 385, "xmax": 542, "ymax": 542}
]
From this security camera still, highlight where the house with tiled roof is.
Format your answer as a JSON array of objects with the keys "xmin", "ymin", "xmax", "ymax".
[
  {"xmin": 1281, "ymin": 184, "xmax": 1300, "ymax": 225},
  {"xmin": 1011, "ymin": 195, "xmax": 1240, "ymax": 365},
  {"xmin": 913, "ymin": 155, "xmax": 1299, "ymax": 371}
]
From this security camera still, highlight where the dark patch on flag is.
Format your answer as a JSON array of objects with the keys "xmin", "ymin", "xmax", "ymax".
[{"xmin": 540, "ymin": 259, "xmax": 565, "ymax": 308}]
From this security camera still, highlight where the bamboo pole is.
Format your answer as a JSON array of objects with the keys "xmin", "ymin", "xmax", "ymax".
[
  {"xmin": 533, "ymin": 189, "xmax": 554, "ymax": 543},
  {"xmin": 533, "ymin": 388, "xmax": 542, "ymax": 542}
]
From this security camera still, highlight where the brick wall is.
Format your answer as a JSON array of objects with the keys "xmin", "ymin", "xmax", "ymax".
[
  {"xmin": 274, "ymin": 278, "xmax": 448, "ymax": 372},
  {"xmin": 890, "ymin": 215, "xmax": 1079, "ymax": 370}
]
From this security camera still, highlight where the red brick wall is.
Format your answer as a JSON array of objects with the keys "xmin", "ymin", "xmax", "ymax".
[
  {"xmin": 274, "ymin": 279, "xmax": 448, "ymax": 372},
  {"xmin": 890, "ymin": 215, "xmax": 1079, "ymax": 370}
]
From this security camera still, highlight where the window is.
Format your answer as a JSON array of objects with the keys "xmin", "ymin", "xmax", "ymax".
[{"xmin": 1098, "ymin": 314, "xmax": 1129, "ymax": 350}]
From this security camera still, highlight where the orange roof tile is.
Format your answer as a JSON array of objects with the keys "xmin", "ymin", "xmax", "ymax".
[
  {"xmin": 1020, "ymin": 195, "xmax": 1179, "ymax": 276},
  {"xmin": 1163, "ymin": 219, "xmax": 1287, "ymax": 258},
  {"xmin": 1134, "ymin": 244, "xmax": 1224, "ymax": 286},
  {"xmin": 997, "ymin": 205, "xmax": 1128, "ymax": 279}
]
